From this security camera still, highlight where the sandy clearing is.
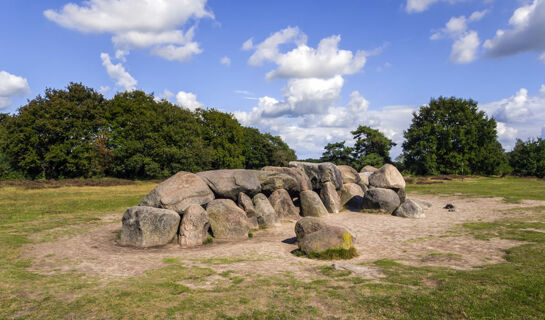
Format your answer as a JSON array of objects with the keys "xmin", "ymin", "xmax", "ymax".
[{"xmin": 22, "ymin": 194, "xmax": 545, "ymax": 281}]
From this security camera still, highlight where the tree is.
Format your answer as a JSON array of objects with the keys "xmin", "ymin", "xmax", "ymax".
[
  {"xmin": 196, "ymin": 109, "xmax": 245, "ymax": 169},
  {"xmin": 509, "ymin": 138, "xmax": 545, "ymax": 178},
  {"xmin": 320, "ymin": 141, "xmax": 353, "ymax": 165},
  {"xmin": 351, "ymin": 126, "xmax": 396, "ymax": 170},
  {"xmin": 402, "ymin": 96, "xmax": 508, "ymax": 175},
  {"xmin": 2, "ymin": 83, "xmax": 107, "ymax": 179}
]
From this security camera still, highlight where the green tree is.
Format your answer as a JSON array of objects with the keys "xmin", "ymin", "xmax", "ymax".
[
  {"xmin": 402, "ymin": 96, "xmax": 508, "ymax": 175},
  {"xmin": 196, "ymin": 109, "xmax": 245, "ymax": 169},
  {"xmin": 105, "ymin": 91, "xmax": 213, "ymax": 178},
  {"xmin": 351, "ymin": 125, "xmax": 396, "ymax": 170},
  {"xmin": 2, "ymin": 83, "xmax": 107, "ymax": 179},
  {"xmin": 509, "ymin": 138, "xmax": 545, "ymax": 178},
  {"xmin": 320, "ymin": 141, "xmax": 353, "ymax": 165}
]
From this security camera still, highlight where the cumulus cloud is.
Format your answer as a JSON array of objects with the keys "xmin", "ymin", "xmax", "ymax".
[
  {"xmin": 484, "ymin": 0, "xmax": 545, "ymax": 61},
  {"xmin": 100, "ymin": 53, "xmax": 137, "ymax": 91},
  {"xmin": 0, "ymin": 71, "xmax": 30, "ymax": 109},
  {"xmin": 406, "ymin": 0, "xmax": 466, "ymax": 13},
  {"xmin": 431, "ymin": 11, "xmax": 485, "ymax": 63},
  {"xmin": 481, "ymin": 85, "xmax": 545, "ymax": 150},
  {"xmin": 45, "ymin": 0, "xmax": 212, "ymax": 62},
  {"xmin": 235, "ymin": 26, "xmax": 404, "ymax": 158},
  {"xmin": 220, "ymin": 56, "xmax": 231, "ymax": 66},
  {"xmin": 176, "ymin": 91, "xmax": 203, "ymax": 111}
]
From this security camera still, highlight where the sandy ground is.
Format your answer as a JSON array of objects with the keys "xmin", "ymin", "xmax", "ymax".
[{"xmin": 22, "ymin": 194, "xmax": 545, "ymax": 282}]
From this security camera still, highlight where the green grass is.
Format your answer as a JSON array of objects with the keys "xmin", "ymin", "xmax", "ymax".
[
  {"xmin": 407, "ymin": 176, "xmax": 545, "ymax": 203},
  {"xmin": 294, "ymin": 247, "xmax": 359, "ymax": 260},
  {"xmin": 0, "ymin": 178, "xmax": 545, "ymax": 318}
]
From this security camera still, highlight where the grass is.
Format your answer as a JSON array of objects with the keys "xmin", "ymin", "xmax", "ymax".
[
  {"xmin": 0, "ymin": 177, "xmax": 544, "ymax": 318},
  {"xmin": 294, "ymin": 247, "xmax": 359, "ymax": 260},
  {"xmin": 407, "ymin": 176, "xmax": 545, "ymax": 203}
]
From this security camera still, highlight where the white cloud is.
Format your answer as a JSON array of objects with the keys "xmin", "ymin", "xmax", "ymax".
[
  {"xmin": 484, "ymin": 0, "xmax": 545, "ymax": 61},
  {"xmin": 481, "ymin": 85, "xmax": 545, "ymax": 150},
  {"xmin": 154, "ymin": 89, "xmax": 174, "ymax": 102},
  {"xmin": 450, "ymin": 31, "xmax": 480, "ymax": 63},
  {"xmin": 176, "ymin": 91, "xmax": 203, "ymax": 111},
  {"xmin": 248, "ymin": 27, "xmax": 367, "ymax": 80},
  {"xmin": 540, "ymin": 52, "xmax": 545, "ymax": 63},
  {"xmin": 100, "ymin": 53, "xmax": 137, "ymax": 91},
  {"xmin": 45, "ymin": 0, "xmax": 212, "ymax": 62},
  {"xmin": 220, "ymin": 56, "xmax": 231, "ymax": 66},
  {"xmin": 541, "ymin": 84, "xmax": 545, "ymax": 93},
  {"xmin": 406, "ymin": 0, "xmax": 466, "ymax": 13},
  {"xmin": 431, "ymin": 11, "xmax": 485, "ymax": 63},
  {"xmin": 242, "ymin": 38, "xmax": 254, "ymax": 50},
  {"xmin": 0, "ymin": 71, "xmax": 30, "ymax": 109}
]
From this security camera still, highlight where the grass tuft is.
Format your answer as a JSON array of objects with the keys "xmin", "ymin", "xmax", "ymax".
[{"xmin": 294, "ymin": 247, "xmax": 358, "ymax": 260}]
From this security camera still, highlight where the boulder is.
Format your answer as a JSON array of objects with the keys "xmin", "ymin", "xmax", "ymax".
[
  {"xmin": 339, "ymin": 183, "xmax": 365, "ymax": 211},
  {"xmin": 206, "ymin": 199, "xmax": 249, "ymax": 240},
  {"xmin": 237, "ymin": 192, "xmax": 259, "ymax": 229},
  {"xmin": 362, "ymin": 188, "xmax": 401, "ymax": 214},
  {"xmin": 289, "ymin": 161, "xmax": 343, "ymax": 190},
  {"xmin": 120, "ymin": 206, "xmax": 180, "ymax": 248},
  {"xmin": 253, "ymin": 193, "xmax": 278, "ymax": 227},
  {"xmin": 396, "ymin": 188, "xmax": 407, "ymax": 203},
  {"xmin": 358, "ymin": 173, "xmax": 369, "ymax": 186},
  {"xmin": 139, "ymin": 171, "xmax": 214, "ymax": 213},
  {"xmin": 197, "ymin": 169, "xmax": 261, "ymax": 201},
  {"xmin": 393, "ymin": 199, "xmax": 425, "ymax": 219},
  {"xmin": 269, "ymin": 189, "xmax": 300, "ymax": 221},
  {"xmin": 368, "ymin": 164, "xmax": 406, "ymax": 189},
  {"xmin": 299, "ymin": 190, "xmax": 329, "ymax": 217},
  {"xmin": 320, "ymin": 182, "xmax": 342, "ymax": 214},
  {"xmin": 414, "ymin": 199, "xmax": 432, "ymax": 209},
  {"xmin": 338, "ymin": 165, "xmax": 361, "ymax": 184},
  {"xmin": 255, "ymin": 171, "xmax": 300, "ymax": 195},
  {"xmin": 179, "ymin": 205, "xmax": 209, "ymax": 247},
  {"xmin": 262, "ymin": 166, "xmax": 313, "ymax": 191},
  {"xmin": 360, "ymin": 165, "xmax": 378, "ymax": 173},
  {"xmin": 295, "ymin": 217, "xmax": 354, "ymax": 255}
]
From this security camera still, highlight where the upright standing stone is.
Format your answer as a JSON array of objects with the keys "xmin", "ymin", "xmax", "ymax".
[
  {"xmin": 299, "ymin": 190, "xmax": 329, "ymax": 217},
  {"xmin": 179, "ymin": 205, "xmax": 210, "ymax": 247},
  {"xmin": 338, "ymin": 165, "xmax": 361, "ymax": 185},
  {"xmin": 339, "ymin": 183, "xmax": 365, "ymax": 211},
  {"xmin": 237, "ymin": 192, "xmax": 259, "ymax": 229},
  {"xmin": 320, "ymin": 181, "xmax": 342, "ymax": 213},
  {"xmin": 206, "ymin": 199, "xmax": 249, "ymax": 240},
  {"xmin": 362, "ymin": 188, "xmax": 401, "ymax": 214},
  {"xmin": 269, "ymin": 189, "xmax": 300, "ymax": 221},
  {"xmin": 393, "ymin": 199, "xmax": 425, "ymax": 219},
  {"xmin": 253, "ymin": 193, "xmax": 279, "ymax": 227}
]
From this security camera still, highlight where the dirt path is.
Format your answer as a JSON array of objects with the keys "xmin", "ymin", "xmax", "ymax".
[{"xmin": 23, "ymin": 195, "xmax": 545, "ymax": 281}]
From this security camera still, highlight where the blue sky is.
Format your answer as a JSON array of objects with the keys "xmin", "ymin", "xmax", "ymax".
[{"xmin": 1, "ymin": 0, "xmax": 544, "ymax": 158}]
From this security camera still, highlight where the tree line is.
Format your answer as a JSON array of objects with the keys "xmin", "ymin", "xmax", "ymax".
[
  {"xmin": 0, "ymin": 83, "xmax": 296, "ymax": 180},
  {"xmin": 320, "ymin": 97, "xmax": 545, "ymax": 178}
]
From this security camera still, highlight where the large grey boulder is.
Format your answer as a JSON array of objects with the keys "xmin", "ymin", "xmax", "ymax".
[
  {"xmin": 295, "ymin": 217, "xmax": 355, "ymax": 255},
  {"xmin": 339, "ymin": 183, "xmax": 365, "ymax": 211},
  {"xmin": 139, "ymin": 171, "xmax": 214, "ymax": 213},
  {"xmin": 206, "ymin": 199, "xmax": 249, "ymax": 240},
  {"xmin": 179, "ymin": 205, "xmax": 209, "ymax": 247},
  {"xmin": 253, "ymin": 193, "xmax": 278, "ymax": 227},
  {"xmin": 289, "ymin": 161, "xmax": 343, "ymax": 190},
  {"xmin": 320, "ymin": 181, "xmax": 342, "ymax": 214},
  {"xmin": 262, "ymin": 166, "xmax": 313, "ymax": 191},
  {"xmin": 120, "ymin": 206, "xmax": 180, "ymax": 248},
  {"xmin": 338, "ymin": 165, "xmax": 361, "ymax": 185},
  {"xmin": 256, "ymin": 171, "xmax": 300, "ymax": 195},
  {"xmin": 362, "ymin": 188, "xmax": 401, "ymax": 214},
  {"xmin": 197, "ymin": 169, "xmax": 261, "ymax": 201},
  {"xmin": 393, "ymin": 199, "xmax": 425, "ymax": 219},
  {"xmin": 368, "ymin": 164, "xmax": 406, "ymax": 189},
  {"xmin": 237, "ymin": 192, "xmax": 259, "ymax": 229},
  {"xmin": 360, "ymin": 165, "xmax": 378, "ymax": 173},
  {"xmin": 269, "ymin": 189, "xmax": 300, "ymax": 222},
  {"xmin": 299, "ymin": 190, "xmax": 329, "ymax": 217}
]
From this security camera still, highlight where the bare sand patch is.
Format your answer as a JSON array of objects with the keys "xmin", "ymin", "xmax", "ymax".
[{"xmin": 22, "ymin": 195, "xmax": 545, "ymax": 281}]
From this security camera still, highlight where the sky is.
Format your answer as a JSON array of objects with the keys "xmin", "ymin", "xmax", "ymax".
[{"xmin": 1, "ymin": 0, "xmax": 544, "ymax": 159}]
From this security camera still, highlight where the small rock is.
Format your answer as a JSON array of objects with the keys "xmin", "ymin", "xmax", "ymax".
[{"xmin": 393, "ymin": 199, "xmax": 425, "ymax": 219}]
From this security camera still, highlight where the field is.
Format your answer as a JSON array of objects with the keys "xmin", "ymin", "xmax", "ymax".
[{"xmin": 1, "ymin": 177, "xmax": 545, "ymax": 319}]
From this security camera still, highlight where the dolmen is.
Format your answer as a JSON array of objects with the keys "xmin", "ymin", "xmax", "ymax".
[{"xmin": 119, "ymin": 161, "xmax": 424, "ymax": 259}]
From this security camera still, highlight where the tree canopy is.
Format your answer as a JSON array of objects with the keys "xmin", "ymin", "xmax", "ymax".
[
  {"xmin": 509, "ymin": 138, "xmax": 545, "ymax": 178},
  {"xmin": 0, "ymin": 83, "xmax": 296, "ymax": 180},
  {"xmin": 402, "ymin": 96, "xmax": 508, "ymax": 175}
]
